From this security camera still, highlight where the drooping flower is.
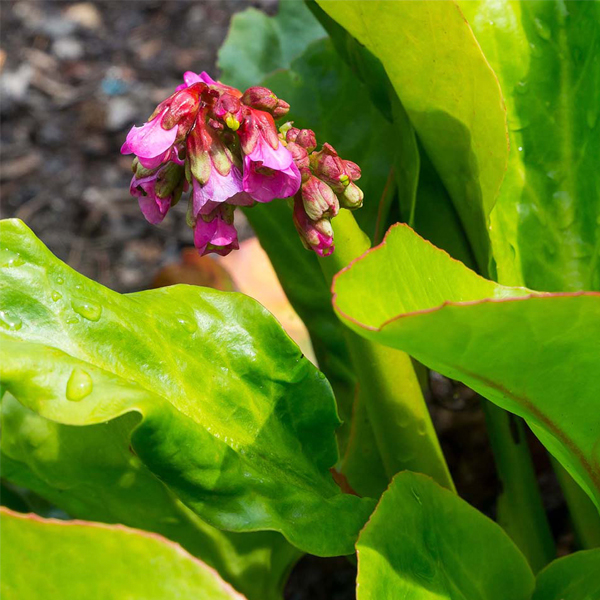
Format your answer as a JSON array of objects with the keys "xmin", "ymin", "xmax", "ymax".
[
  {"xmin": 129, "ymin": 156, "xmax": 186, "ymax": 224},
  {"xmin": 239, "ymin": 109, "xmax": 301, "ymax": 202},
  {"xmin": 193, "ymin": 204, "xmax": 239, "ymax": 257}
]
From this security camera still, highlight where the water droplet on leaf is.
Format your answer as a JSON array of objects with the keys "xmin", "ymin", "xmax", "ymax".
[
  {"xmin": 56, "ymin": 277, "xmax": 64, "ymax": 285},
  {"xmin": 0, "ymin": 248, "xmax": 25, "ymax": 268},
  {"xmin": 0, "ymin": 310, "xmax": 22, "ymax": 331},
  {"xmin": 51, "ymin": 291, "xmax": 62, "ymax": 302},
  {"xmin": 71, "ymin": 299, "xmax": 102, "ymax": 322},
  {"xmin": 515, "ymin": 80, "xmax": 529, "ymax": 95},
  {"xmin": 176, "ymin": 315, "xmax": 197, "ymax": 333},
  {"xmin": 66, "ymin": 368, "xmax": 93, "ymax": 401}
]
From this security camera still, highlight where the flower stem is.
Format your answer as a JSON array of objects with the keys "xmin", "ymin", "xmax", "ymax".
[
  {"xmin": 482, "ymin": 402, "xmax": 556, "ymax": 572},
  {"xmin": 552, "ymin": 459, "xmax": 600, "ymax": 549},
  {"xmin": 319, "ymin": 209, "xmax": 454, "ymax": 493}
]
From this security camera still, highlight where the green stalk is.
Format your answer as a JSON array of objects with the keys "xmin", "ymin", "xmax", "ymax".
[
  {"xmin": 552, "ymin": 459, "xmax": 600, "ymax": 549},
  {"xmin": 482, "ymin": 403, "xmax": 556, "ymax": 572},
  {"xmin": 319, "ymin": 209, "xmax": 454, "ymax": 492}
]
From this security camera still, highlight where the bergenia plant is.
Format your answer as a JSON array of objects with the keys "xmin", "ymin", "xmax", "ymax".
[{"xmin": 1, "ymin": 1, "xmax": 599, "ymax": 599}]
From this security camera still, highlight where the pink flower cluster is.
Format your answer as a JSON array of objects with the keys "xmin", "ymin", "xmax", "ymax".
[{"xmin": 122, "ymin": 71, "xmax": 363, "ymax": 257}]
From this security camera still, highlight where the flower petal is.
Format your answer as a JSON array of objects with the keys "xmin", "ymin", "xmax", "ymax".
[{"xmin": 121, "ymin": 110, "xmax": 177, "ymax": 160}]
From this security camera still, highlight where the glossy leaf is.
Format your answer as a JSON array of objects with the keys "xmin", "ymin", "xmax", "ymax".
[
  {"xmin": 218, "ymin": 0, "xmax": 325, "ymax": 91},
  {"xmin": 0, "ymin": 219, "xmax": 375, "ymax": 556},
  {"xmin": 533, "ymin": 549, "xmax": 600, "ymax": 600},
  {"xmin": 0, "ymin": 508, "xmax": 247, "ymax": 600},
  {"xmin": 316, "ymin": 0, "xmax": 509, "ymax": 271},
  {"xmin": 333, "ymin": 223, "xmax": 600, "ymax": 508},
  {"xmin": 459, "ymin": 0, "xmax": 600, "ymax": 291},
  {"xmin": 1, "ymin": 393, "xmax": 299, "ymax": 600},
  {"xmin": 357, "ymin": 471, "xmax": 535, "ymax": 599}
]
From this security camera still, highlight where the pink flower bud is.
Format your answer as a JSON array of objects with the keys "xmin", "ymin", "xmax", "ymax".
[
  {"xmin": 241, "ymin": 86, "xmax": 278, "ymax": 112},
  {"xmin": 272, "ymin": 99, "xmax": 290, "ymax": 119},
  {"xmin": 310, "ymin": 143, "xmax": 346, "ymax": 193},
  {"xmin": 286, "ymin": 142, "xmax": 309, "ymax": 170},
  {"xmin": 285, "ymin": 127, "xmax": 300, "ymax": 143},
  {"xmin": 301, "ymin": 175, "xmax": 339, "ymax": 221},
  {"xmin": 343, "ymin": 160, "xmax": 361, "ymax": 181},
  {"xmin": 295, "ymin": 129, "xmax": 317, "ymax": 152},
  {"xmin": 213, "ymin": 93, "xmax": 244, "ymax": 131},
  {"xmin": 293, "ymin": 196, "xmax": 334, "ymax": 257}
]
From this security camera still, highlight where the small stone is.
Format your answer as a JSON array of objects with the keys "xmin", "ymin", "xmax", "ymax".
[
  {"xmin": 52, "ymin": 38, "xmax": 84, "ymax": 61},
  {"xmin": 63, "ymin": 3, "xmax": 103, "ymax": 30}
]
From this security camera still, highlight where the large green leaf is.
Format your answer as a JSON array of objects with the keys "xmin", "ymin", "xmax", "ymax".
[
  {"xmin": 0, "ymin": 218, "xmax": 375, "ymax": 556},
  {"xmin": 0, "ymin": 508, "xmax": 247, "ymax": 599},
  {"xmin": 533, "ymin": 549, "xmax": 600, "ymax": 600},
  {"xmin": 332, "ymin": 223, "xmax": 600, "ymax": 508},
  {"xmin": 357, "ymin": 471, "xmax": 535, "ymax": 599},
  {"xmin": 218, "ymin": 0, "xmax": 325, "ymax": 91},
  {"xmin": 459, "ymin": 0, "xmax": 600, "ymax": 291},
  {"xmin": 316, "ymin": 0, "xmax": 509, "ymax": 271},
  {"xmin": 1, "ymin": 393, "xmax": 299, "ymax": 600}
]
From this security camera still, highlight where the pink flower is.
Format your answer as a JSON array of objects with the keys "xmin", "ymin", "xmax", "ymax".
[
  {"xmin": 192, "ymin": 165, "xmax": 253, "ymax": 215},
  {"xmin": 243, "ymin": 154, "xmax": 301, "ymax": 203},
  {"xmin": 176, "ymin": 71, "xmax": 216, "ymax": 91},
  {"xmin": 194, "ymin": 206, "xmax": 239, "ymax": 256},
  {"xmin": 121, "ymin": 109, "xmax": 178, "ymax": 170},
  {"xmin": 239, "ymin": 108, "xmax": 301, "ymax": 202}
]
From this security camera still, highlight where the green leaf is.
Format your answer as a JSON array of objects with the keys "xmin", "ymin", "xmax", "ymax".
[
  {"xmin": 459, "ymin": 0, "xmax": 600, "ymax": 291},
  {"xmin": 1, "ymin": 393, "xmax": 299, "ymax": 600},
  {"xmin": 357, "ymin": 471, "xmax": 535, "ymax": 599},
  {"xmin": 217, "ymin": 1, "xmax": 325, "ymax": 91},
  {"xmin": 0, "ymin": 507, "xmax": 247, "ymax": 600},
  {"xmin": 533, "ymin": 549, "xmax": 600, "ymax": 600},
  {"xmin": 0, "ymin": 218, "xmax": 375, "ymax": 556},
  {"xmin": 332, "ymin": 223, "xmax": 600, "ymax": 508},
  {"xmin": 316, "ymin": 0, "xmax": 509, "ymax": 271}
]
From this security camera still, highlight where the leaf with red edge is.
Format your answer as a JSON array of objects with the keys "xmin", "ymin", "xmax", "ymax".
[{"xmin": 333, "ymin": 223, "xmax": 600, "ymax": 508}]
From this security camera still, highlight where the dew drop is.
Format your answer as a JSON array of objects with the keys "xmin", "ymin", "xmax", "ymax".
[
  {"xmin": 176, "ymin": 315, "xmax": 197, "ymax": 333},
  {"xmin": 51, "ymin": 291, "xmax": 62, "ymax": 302},
  {"xmin": 56, "ymin": 276, "xmax": 64, "ymax": 285},
  {"xmin": 0, "ymin": 310, "xmax": 22, "ymax": 331},
  {"xmin": 71, "ymin": 299, "xmax": 102, "ymax": 322},
  {"xmin": 533, "ymin": 18, "xmax": 551, "ymax": 40},
  {"xmin": 518, "ymin": 146, "xmax": 524, "ymax": 152},
  {"xmin": 66, "ymin": 316, "xmax": 79, "ymax": 325},
  {"xmin": 0, "ymin": 248, "xmax": 25, "ymax": 268},
  {"xmin": 66, "ymin": 368, "xmax": 93, "ymax": 401},
  {"xmin": 417, "ymin": 420, "xmax": 428, "ymax": 436}
]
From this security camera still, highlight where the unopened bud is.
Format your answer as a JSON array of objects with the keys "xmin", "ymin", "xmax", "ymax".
[
  {"xmin": 286, "ymin": 142, "xmax": 309, "ymax": 170},
  {"xmin": 272, "ymin": 99, "xmax": 290, "ymax": 119},
  {"xmin": 213, "ymin": 93, "xmax": 243, "ymax": 130},
  {"xmin": 310, "ymin": 143, "xmax": 346, "ymax": 193},
  {"xmin": 293, "ymin": 196, "xmax": 335, "ymax": 257},
  {"xmin": 155, "ymin": 162, "xmax": 185, "ymax": 200},
  {"xmin": 241, "ymin": 86, "xmax": 278, "ymax": 112},
  {"xmin": 343, "ymin": 160, "xmax": 361, "ymax": 181},
  {"xmin": 295, "ymin": 129, "xmax": 316, "ymax": 152},
  {"xmin": 302, "ymin": 175, "xmax": 339, "ymax": 221},
  {"xmin": 338, "ymin": 181, "xmax": 364, "ymax": 210}
]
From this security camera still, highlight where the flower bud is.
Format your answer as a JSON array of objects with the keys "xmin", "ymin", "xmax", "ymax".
[
  {"xmin": 272, "ymin": 99, "xmax": 290, "ymax": 119},
  {"xmin": 154, "ymin": 161, "xmax": 185, "ymax": 200},
  {"xmin": 301, "ymin": 175, "xmax": 339, "ymax": 221},
  {"xmin": 241, "ymin": 86, "xmax": 278, "ymax": 112},
  {"xmin": 286, "ymin": 142, "xmax": 309, "ymax": 170},
  {"xmin": 295, "ymin": 129, "xmax": 317, "ymax": 152},
  {"xmin": 293, "ymin": 196, "xmax": 334, "ymax": 257},
  {"xmin": 338, "ymin": 181, "xmax": 364, "ymax": 210},
  {"xmin": 343, "ymin": 160, "xmax": 361, "ymax": 181},
  {"xmin": 310, "ymin": 143, "xmax": 346, "ymax": 193},
  {"xmin": 162, "ymin": 86, "xmax": 202, "ymax": 137},
  {"xmin": 213, "ymin": 93, "xmax": 244, "ymax": 130}
]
